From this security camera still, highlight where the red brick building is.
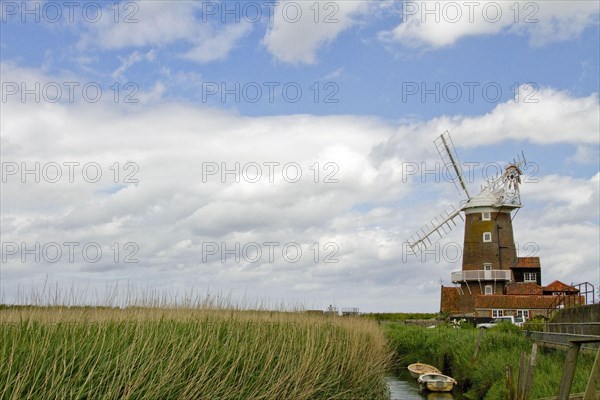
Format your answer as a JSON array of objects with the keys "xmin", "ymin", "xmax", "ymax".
[
  {"xmin": 442, "ymin": 276, "xmax": 582, "ymax": 319},
  {"xmin": 438, "ymin": 203, "xmax": 582, "ymax": 319},
  {"xmin": 439, "ymin": 212, "xmax": 583, "ymax": 319}
]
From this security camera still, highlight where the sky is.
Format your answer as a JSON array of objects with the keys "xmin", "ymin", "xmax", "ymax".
[{"xmin": 0, "ymin": 0, "xmax": 599, "ymax": 312}]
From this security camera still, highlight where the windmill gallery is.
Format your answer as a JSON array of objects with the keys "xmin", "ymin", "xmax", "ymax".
[{"xmin": 407, "ymin": 132, "xmax": 589, "ymax": 321}]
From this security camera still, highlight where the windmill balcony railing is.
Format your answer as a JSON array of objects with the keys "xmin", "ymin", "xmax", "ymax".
[{"xmin": 451, "ymin": 270, "xmax": 512, "ymax": 282}]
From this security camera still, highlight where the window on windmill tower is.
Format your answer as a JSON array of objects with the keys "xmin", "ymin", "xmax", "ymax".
[
  {"xmin": 524, "ymin": 272, "xmax": 537, "ymax": 282},
  {"xmin": 483, "ymin": 232, "xmax": 492, "ymax": 242},
  {"xmin": 482, "ymin": 212, "xmax": 491, "ymax": 221},
  {"xmin": 484, "ymin": 263, "xmax": 492, "ymax": 270},
  {"xmin": 484, "ymin": 285, "xmax": 493, "ymax": 295}
]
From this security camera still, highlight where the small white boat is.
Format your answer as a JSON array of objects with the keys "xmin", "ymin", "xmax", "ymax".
[
  {"xmin": 418, "ymin": 373, "xmax": 457, "ymax": 392},
  {"xmin": 407, "ymin": 362, "xmax": 442, "ymax": 379}
]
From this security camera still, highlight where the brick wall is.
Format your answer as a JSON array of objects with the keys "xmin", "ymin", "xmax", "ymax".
[{"xmin": 462, "ymin": 210, "xmax": 517, "ymax": 271}]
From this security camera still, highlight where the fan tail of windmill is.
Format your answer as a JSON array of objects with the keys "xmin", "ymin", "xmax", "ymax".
[
  {"xmin": 478, "ymin": 150, "xmax": 528, "ymax": 206},
  {"xmin": 408, "ymin": 205, "xmax": 464, "ymax": 256}
]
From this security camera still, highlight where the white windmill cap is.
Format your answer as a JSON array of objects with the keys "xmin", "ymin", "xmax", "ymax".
[{"xmin": 462, "ymin": 187, "xmax": 522, "ymax": 210}]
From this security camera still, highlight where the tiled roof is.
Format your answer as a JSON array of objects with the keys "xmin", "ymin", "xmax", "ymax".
[
  {"xmin": 512, "ymin": 257, "xmax": 541, "ymax": 269},
  {"xmin": 543, "ymin": 280, "xmax": 578, "ymax": 293},
  {"xmin": 475, "ymin": 295, "xmax": 556, "ymax": 310},
  {"xmin": 506, "ymin": 282, "xmax": 543, "ymax": 295}
]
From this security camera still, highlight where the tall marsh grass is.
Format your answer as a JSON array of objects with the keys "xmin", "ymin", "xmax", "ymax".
[{"xmin": 1, "ymin": 305, "xmax": 391, "ymax": 399}]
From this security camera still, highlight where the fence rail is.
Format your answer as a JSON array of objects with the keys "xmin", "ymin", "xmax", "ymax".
[
  {"xmin": 544, "ymin": 322, "xmax": 600, "ymax": 336},
  {"xmin": 524, "ymin": 331, "xmax": 600, "ymax": 351},
  {"xmin": 451, "ymin": 269, "xmax": 512, "ymax": 282}
]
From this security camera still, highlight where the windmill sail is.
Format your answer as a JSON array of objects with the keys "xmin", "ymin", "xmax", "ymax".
[
  {"xmin": 407, "ymin": 132, "xmax": 527, "ymax": 256},
  {"xmin": 408, "ymin": 205, "xmax": 464, "ymax": 255},
  {"xmin": 407, "ymin": 132, "xmax": 473, "ymax": 256},
  {"xmin": 434, "ymin": 131, "xmax": 471, "ymax": 199}
]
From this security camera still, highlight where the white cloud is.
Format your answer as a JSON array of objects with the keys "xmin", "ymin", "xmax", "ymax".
[
  {"xmin": 182, "ymin": 22, "xmax": 252, "ymax": 64},
  {"xmin": 376, "ymin": 87, "xmax": 599, "ymax": 161},
  {"xmin": 380, "ymin": 1, "xmax": 599, "ymax": 49},
  {"xmin": 78, "ymin": 2, "xmax": 251, "ymax": 64},
  {"xmin": 515, "ymin": 1, "xmax": 600, "ymax": 47},
  {"xmin": 262, "ymin": 1, "xmax": 371, "ymax": 64},
  {"xmin": 522, "ymin": 173, "xmax": 600, "ymax": 225},
  {"xmin": 111, "ymin": 50, "xmax": 156, "ymax": 80},
  {"xmin": 79, "ymin": 2, "xmax": 201, "ymax": 50},
  {"xmin": 568, "ymin": 144, "xmax": 600, "ymax": 166},
  {"xmin": 1, "ymin": 64, "xmax": 598, "ymax": 311}
]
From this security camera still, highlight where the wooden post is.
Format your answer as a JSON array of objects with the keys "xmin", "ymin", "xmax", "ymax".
[
  {"xmin": 473, "ymin": 328, "xmax": 484, "ymax": 361},
  {"xmin": 557, "ymin": 342, "xmax": 582, "ymax": 400},
  {"xmin": 522, "ymin": 342, "xmax": 538, "ymax": 400},
  {"xmin": 506, "ymin": 365, "xmax": 516, "ymax": 400},
  {"xmin": 517, "ymin": 351, "xmax": 527, "ymax": 400},
  {"xmin": 583, "ymin": 347, "xmax": 600, "ymax": 400}
]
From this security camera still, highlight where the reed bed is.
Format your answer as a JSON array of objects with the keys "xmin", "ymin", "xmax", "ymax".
[{"xmin": 1, "ymin": 306, "xmax": 391, "ymax": 400}]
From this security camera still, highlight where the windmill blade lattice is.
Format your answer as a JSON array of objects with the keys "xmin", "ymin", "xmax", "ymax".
[
  {"xmin": 408, "ymin": 205, "xmax": 464, "ymax": 256},
  {"xmin": 434, "ymin": 131, "xmax": 471, "ymax": 199}
]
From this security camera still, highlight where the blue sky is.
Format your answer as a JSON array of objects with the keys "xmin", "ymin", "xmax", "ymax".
[
  {"xmin": 3, "ymin": 1, "xmax": 597, "ymax": 179},
  {"xmin": 3, "ymin": 1, "xmax": 598, "ymax": 120},
  {"xmin": 1, "ymin": 1, "xmax": 599, "ymax": 311}
]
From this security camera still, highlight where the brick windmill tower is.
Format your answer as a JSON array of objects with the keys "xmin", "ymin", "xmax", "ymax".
[{"xmin": 408, "ymin": 131, "xmax": 528, "ymax": 316}]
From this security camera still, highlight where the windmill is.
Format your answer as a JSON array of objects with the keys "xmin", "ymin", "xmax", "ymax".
[
  {"xmin": 407, "ymin": 130, "xmax": 530, "ymax": 313},
  {"xmin": 408, "ymin": 133, "xmax": 590, "ymax": 319},
  {"xmin": 407, "ymin": 131, "xmax": 526, "ymax": 261}
]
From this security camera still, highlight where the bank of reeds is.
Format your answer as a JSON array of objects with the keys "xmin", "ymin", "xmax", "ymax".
[
  {"xmin": 383, "ymin": 323, "xmax": 596, "ymax": 399},
  {"xmin": 1, "ymin": 305, "xmax": 391, "ymax": 400}
]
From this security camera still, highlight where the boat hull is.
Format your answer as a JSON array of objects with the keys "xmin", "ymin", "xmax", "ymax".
[
  {"xmin": 418, "ymin": 373, "xmax": 457, "ymax": 393},
  {"xmin": 420, "ymin": 381, "xmax": 455, "ymax": 392},
  {"xmin": 407, "ymin": 363, "xmax": 442, "ymax": 379}
]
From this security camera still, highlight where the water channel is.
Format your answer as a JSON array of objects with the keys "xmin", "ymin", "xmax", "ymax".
[{"xmin": 386, "ymin": 374, "xmax": 465, "ymax": 400}]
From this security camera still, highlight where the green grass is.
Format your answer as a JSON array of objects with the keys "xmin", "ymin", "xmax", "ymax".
[
  {"xmin": 383, "ymin": 323, "xmax": 597, "ymax": 399},
  {"xmin": 360, "ymin": 312, "xmax": 437, "ymax": 322},
  {"xmin": 1, "ymin": 307, "xmax": 392, "ymax": 400}
]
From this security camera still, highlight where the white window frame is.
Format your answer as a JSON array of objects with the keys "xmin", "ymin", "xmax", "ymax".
[
  {"xmin": 524, "ymin": 272, "xmax": 537, "ymax": 282},
  {"xmin": 483, "ymin": 232, "xmax": 492, "ymax": 242},
  {"xmin": 482, "ymin": 212, "xmax": 491, "ymax": 221},
  {"xmin": 484, "ymin": 285, "xmax": 493, "ymax": 295},
  {"xmin": 517, "ymin": 310, "xmax": 529, "ymax": 318},
  {"xmin": 492, "ymin": 309, "xmax": 504, "ymax": 318},
  {"xmin": 483, "ymin": 263, "xmax": 492, "ymax": 271}
]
